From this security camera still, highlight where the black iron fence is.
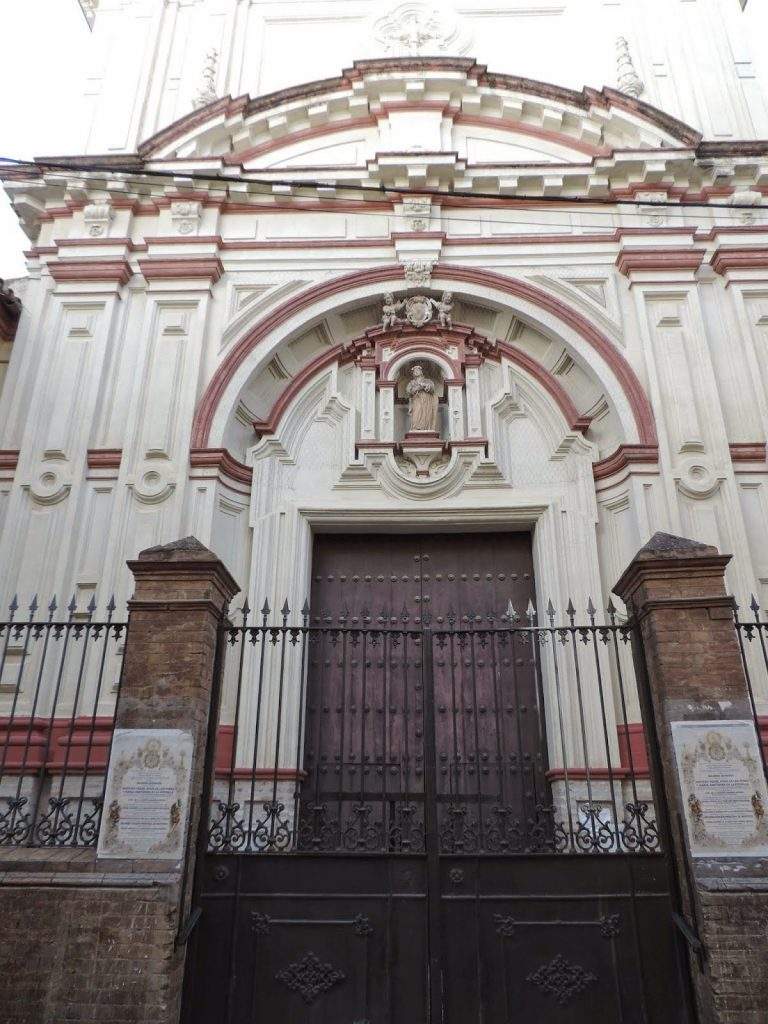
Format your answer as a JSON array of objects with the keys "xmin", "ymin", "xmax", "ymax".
[
  {"xmin": 734, "ymin": 596, "xmax": 768, "ymax": 784},
  {"xmin": 207, "ymin": 600, "xmax": 660, "ymax": 856},
  {"xmin": 0, "ymin": 596, "xmax": 126, "ymax": 847}
]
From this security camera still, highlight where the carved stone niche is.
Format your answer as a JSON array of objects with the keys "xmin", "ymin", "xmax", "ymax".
[{"xmin": 344, "ymin": 318, "xmax": 497, "ymax": 483}]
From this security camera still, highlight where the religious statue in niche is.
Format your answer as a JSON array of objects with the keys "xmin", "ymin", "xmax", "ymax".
[{"xmin": 406, "ymin": 364, "xmax": 439, "ymax": 432}]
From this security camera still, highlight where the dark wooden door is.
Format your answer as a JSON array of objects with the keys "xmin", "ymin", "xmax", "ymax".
[{"xmin": 300, "ymin": 532, "xmax": 546, "ymax": 854}]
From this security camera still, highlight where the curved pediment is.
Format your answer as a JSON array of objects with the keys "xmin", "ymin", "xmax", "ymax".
[{"xmin": 138, "ymin": 57, "xmax": 701, "ymax": 179}]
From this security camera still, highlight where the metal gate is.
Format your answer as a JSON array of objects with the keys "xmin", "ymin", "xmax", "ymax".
[{"xmin": 182, "ymin": 533, "xmax": 693, "ymax": 1023}]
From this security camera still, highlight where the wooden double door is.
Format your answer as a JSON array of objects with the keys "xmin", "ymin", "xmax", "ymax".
[{"xmin": 299, "ymin": 531, "xmax": 548, "ymax": 855}]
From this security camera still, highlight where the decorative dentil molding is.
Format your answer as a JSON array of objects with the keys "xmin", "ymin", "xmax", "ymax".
[
  {"xmin": 615, "ymin": 36, "xmax": 644, "ymax": 99},
  {"xmin": 372, "ymin": 3, "xmax": 470, "ymax": 56}
]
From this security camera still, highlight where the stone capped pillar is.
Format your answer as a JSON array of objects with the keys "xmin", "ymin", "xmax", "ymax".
[{"xmin": 614, "ymin": 532, "xmax": 768, "ymax": 1024}]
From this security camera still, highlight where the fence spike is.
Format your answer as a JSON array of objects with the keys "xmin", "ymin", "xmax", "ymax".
[
  {"xmin": 565, "ymin": 598, "xmax": 576, "ymax": 624},
  {"xmin": 507, "ymin": 600, "xmax": 518, "ymax": 624},
  {"xmin": 546, "ymin": 598, "xmax": 556, "ymax": 625},
  {"xmin": 29, "ymin": 594, "xmax": 39, "ymax": 616},
  {"xmin": 106, "ymin": 594, "xmax": 116, "ymax": 614},
  {"xmin": 606, "ymin": 597, "xmax": 616, "ymax": 617},
  {"xmin": 87, "ymin": 594, "xmax": 97, "ymax": 615},
  {"xmin": 301, "ymin": 599, "xmax": 310, "ymax": 623},
  {"xmin": 526, "ymin": 598, "xmax": 536, "ymax": 624},
  {"xmin": 261, "ymin": 598, "xmax": 271, "ymax": 623},
  {"xmin": 9, "ymin": 594, "xmax": 18, "ymax": 617},
  {"xmin": 240, "ymin": 598, "xmax": 251, "ymax": 620},
  {"xmin": 586, "ymin": 597, "xmax": 596, "ymax": 623},
  {"xmin": 750, "ymin": 593, "xmax": 760, "ymax": 617},
  {"xmin": 281, "ymin": 599, "xmax": 290, "ymax": 622},
  {"xmin": 67, "ymin": 594, "xmax": 77, "ymax": 616},
  {"xmin": 48, "ymin": 595, "xmax": 58, "ymax": 615}
]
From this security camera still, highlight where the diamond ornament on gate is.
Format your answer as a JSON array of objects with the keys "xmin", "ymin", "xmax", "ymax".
[
  {"xmin": 275, "ymin": 950, "xmax": 346, "ymax": 1004},
  {"xmin": 526, "ymin": 954, "xmax": 597, "ymax": 1005}
]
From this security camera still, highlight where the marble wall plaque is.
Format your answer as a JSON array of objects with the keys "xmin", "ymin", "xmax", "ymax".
[
  {"xmin": 97, "ymin": 728, "xmax": 193, "ymax": 860},
  {"xmin": 671, "ymin": 719, "xmax": 768, "ymax": 858}
]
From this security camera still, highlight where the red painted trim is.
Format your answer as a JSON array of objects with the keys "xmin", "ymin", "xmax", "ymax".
[
  {"xmin": 134, "ymin": 58, "xmax": 701, "ymax": 160},
  {"xmin": 223, "ymin": 115, "xmax": 377, "ymax": 165},
  {"xmin": 138, "ymin": 257, "xmax": 224, "ymax": 283},
  {"xmin": 252, "ymin": 346, "xmax": 343, "ymax": 436},
  {"xmin": 711, "ymin": 247, "xmax": 768, "ymax": 276},
  {"xmin": 86, "ymin": 448, "xmax": 122, "ymax": 469},
  {"xmin": 189, "ymin": 448, "xmax": 253, "ymax": 485},
  {"xmin": 592, "ymin": 444, "xmax": 660, "ymax": 481},
  {"xmin": 454, "ymin": 112, "xmax": 604, "ymax": 157},
  {"xmin": 47, "ymin": 259, "xmax": 133, "ymax": 285},
  {"xmin": 0, "ymin": 716, "xmax": 115, "ymax": 773},
  {"xmin": 433, "ymin": 265, "xmax": 657, "ymax": 444},
  {"xmin": 729, "ymin": 442, "xmax": 767, "ymax": 462},
  {"xmin": 615, "ymin": 247, "xmax": 706, "ymax": 276},
  {"xmin": 496, "ymin": 340, "xmax": 589, "ymax": 434},
  {"xmin": 191, "ymin": 264, "xmax": 656, "ymax": 448},
  {"xmin": 0, "ymin": 450, "xmax": 20, "ymax": 471}
]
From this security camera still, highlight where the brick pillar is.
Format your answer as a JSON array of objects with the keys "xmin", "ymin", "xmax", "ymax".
[
  {"xmin": 107, "ymin": 535, "xmax": 239, "ymax": 1018},
  {"xmin": 614, "ymin": 532, "xmax": 768, "ymax": 1024}
]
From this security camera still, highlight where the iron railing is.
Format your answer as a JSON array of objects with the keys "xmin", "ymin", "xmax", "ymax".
[
  {"xmin": 734, "ymin": 596, "xmax": 768, "ymax": 784},
  {"xmin": 0, "ymin": 596, "xmax": 126, "ymax": 847},
  {"xmin": 208, "ymin": 600, "xmax": 660, "ymax": 856}
]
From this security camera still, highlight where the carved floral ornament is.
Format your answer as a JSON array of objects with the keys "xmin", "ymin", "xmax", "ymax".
[{"xmin": 371, "ymin": 2, "xmax": 470, "ymax": 56}]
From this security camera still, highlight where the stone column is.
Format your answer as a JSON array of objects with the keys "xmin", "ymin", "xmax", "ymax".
[{"xmin": 614, "ymin": 532, "xmax": 768, "ymax": 1024}]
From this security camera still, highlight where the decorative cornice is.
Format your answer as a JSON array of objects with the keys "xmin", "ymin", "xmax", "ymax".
[
  {"xmin": 615, "ymin": 247, "xmax": 706, "ymax": 277},
  {"xmin": 138, "ymin": 257, "xmax": 224, "ymax": 283},
  {"xmin": 729, "ymin": 442, "xmax": 767, "ymax": 463},
  {"xmin": 592, "ymin": 444, "xmax": 660, "ymax": 481},
  {"xmin": 189, "ymin": 448, "xmax": 253, "ymax": 485},
  {"xmin": 86, "ymin": 448, "xmax": 122, "ymax": 469},
  {"xmin": 0, "ymin": 450, "xmax": 20, "ymax": 471},
  {"xmin": 47, "ymin": 259, "xmax": 132, "ymax": 285},
  {"xmin": 710, "ymin": 246, "xmax": 768, "ymax": 277}
]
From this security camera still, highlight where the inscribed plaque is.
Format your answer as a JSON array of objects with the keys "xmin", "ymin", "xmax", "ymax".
[
  {"xmin": 97, "ymin": 728, "xmax": 193, "ymax": 860},
  {"xmin": 671, "ymin": 719, "xmax": 768, "ymax": 858}
]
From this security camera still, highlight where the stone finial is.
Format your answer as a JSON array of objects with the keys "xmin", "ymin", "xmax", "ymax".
[
  {"xmin": 635, "ymin": 531, "xmax": 717, "ymax": 558},
  {"xmin": 192, "ymin": 48, "xmax": 219, "ymax": 109},
  {"xmin": 138, "ymin": 535, "xmax": 216, "ymax": 560},
  {"xmin": 616, "ymin": 35, "xmax": 645, "ymax": 98}
]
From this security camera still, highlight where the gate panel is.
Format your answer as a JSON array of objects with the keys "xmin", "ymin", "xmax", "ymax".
[{"xmin": 185, "ymin": 530, "xmax": 693, "ymax": 1024}]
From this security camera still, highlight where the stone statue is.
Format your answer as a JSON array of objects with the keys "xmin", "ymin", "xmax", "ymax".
[
  {"xmin": 406, "ymin": 364, "xmax": 439, "ymax": 433},
  {"xmin": 381, "ymin": 292, "xmax": 404, "ymax": 330},
  {"xmin": 432, "ymin": 291, "xmax": 453, "ymax": 329}
]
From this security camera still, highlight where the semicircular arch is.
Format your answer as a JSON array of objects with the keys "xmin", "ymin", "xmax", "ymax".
[{"xmin": 193, "ymin": 264, "xmax": 656, "ymax": 450}]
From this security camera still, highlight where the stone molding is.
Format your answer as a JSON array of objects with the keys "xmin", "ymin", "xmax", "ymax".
[
  {"xmin": 615, "ymin": 247, "xmax": 707, "ymax": 278},
  {"xmin": 138, "ymin": 257, "xmax": 224, "ymax": 284},
  {"xmin": 592, "ymin": 443, "xmax": 660, "ymax": 481},
  {"xmin": 191, "ymin": 263, "xmax": 656, "ymax": 449},
  {"xmin": 47, "ymin": 259, "xmax": 133, "ymax": 285}
]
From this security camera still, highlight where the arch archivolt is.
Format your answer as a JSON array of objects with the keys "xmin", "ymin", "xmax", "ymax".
[{"xmin": 200, "ymin": 264, "xmax": 655, "ymax": 455}]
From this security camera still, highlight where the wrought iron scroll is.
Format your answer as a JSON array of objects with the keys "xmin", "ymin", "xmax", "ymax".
[{"xmin": 207, "ymin": 598, "xmax": 660, "ymax": 855}]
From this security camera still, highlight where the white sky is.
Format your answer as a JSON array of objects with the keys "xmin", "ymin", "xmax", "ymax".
[
  {"xmin": 1, "ymin": 0, "xmax": 767, "ymax": 281},
  {"xmin": 0, "ymin": 0, "xmax": 91, "ymax": 280}
]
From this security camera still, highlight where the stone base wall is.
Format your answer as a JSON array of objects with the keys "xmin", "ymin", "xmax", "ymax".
[
  {"xmin": 699, "ymin": 889, "xmax": 768, "ymax": 1024},
  {"xmin": 0, "ymin": 851, "xmax": 183, "ymax": 1024}
]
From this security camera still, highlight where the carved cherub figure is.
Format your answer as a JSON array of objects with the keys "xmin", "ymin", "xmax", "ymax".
[
  {"xmin": 381, "ymin": 292, "xmax": 404, "ymax": 329},
  {"xmin": 431, "ymin": 291, "xmax": 453, "ymax": 329}
]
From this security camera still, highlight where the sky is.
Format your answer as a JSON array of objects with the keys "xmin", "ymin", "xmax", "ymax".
[{"xmin": 0, "ymin": 0, "xmax": 91, "ymax": 280}]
